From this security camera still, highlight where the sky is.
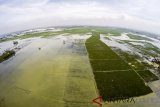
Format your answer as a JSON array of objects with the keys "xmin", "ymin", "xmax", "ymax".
[{"xmin": 0, "ymin": 0, "xmax": 160, "ymax": 34}]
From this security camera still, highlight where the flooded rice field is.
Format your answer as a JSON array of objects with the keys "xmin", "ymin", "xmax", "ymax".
[
  {"xmin": 0, "ymin": 35, "xmax": 98, "ymax": 107},
  {"xmin": 0, "ymin": 33, "xmax": 160, "ymax": 107}
]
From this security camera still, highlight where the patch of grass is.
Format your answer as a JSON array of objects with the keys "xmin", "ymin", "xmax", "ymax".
[
  {"xmin": 0, "ymin": 38, "xmax": 15, "ymax": 43},
  {"xmin": 20, "ymin": 32, "xmax": 58, "ymax": 38},
  {"xmin": 0, "ymin": 50, "xmax": 15, "ymax": 63},
  {"xmin": 0, "ymin": 28, "xmax": 92, "ymax": 43},
  {"xmin": 144, "ymin": 43, "xmax": 160, "ymax": 54},
  {"xmin": 137, "ymin": 70, "xmax": 159, "ymax": 82},
  {"xmin": 94, "ymin": 71, "xmax": 152, "ymax": 101},
  {"xmin": 92, "ymin": 27, "xmax": 121, "ymax": 36},
  {"xmin": 127, "ymin": 34, "xmax": 153, "ymax": 41},
  {"xmin": 63, "ymin": 27, "xmax": 92, "ymax": 34},
  {"xmin": 0, "ymin": 31, "xmax": 62, "ymax": 43},
  {"xmin": 64, "ymin": 27, "xmax": 123, "ymax": 36},
  {"xmin": 134, "ymin": 46, "xmax": 157, "ymax": 57},
  {"xmin": 123, "ymin": 41, "xmax": 160, "ymax": 57},
  {"xmin": 0, "ymin": 27, "xmax": 122, "ymax": 43}
]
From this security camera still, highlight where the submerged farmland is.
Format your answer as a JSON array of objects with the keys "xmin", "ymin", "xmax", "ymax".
[
  {"xmin": 0, "ymin": 27, "xmax": 160, "ymax": 107},
  {"xmin": 85, "ymin": 32, "xmax": 152, "ymax": 101},
  {"xmin": 0, "ymin": 34, "xmax": 98, "ymax": 107}
]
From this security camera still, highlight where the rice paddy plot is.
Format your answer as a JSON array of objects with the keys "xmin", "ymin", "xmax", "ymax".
[
  {"xmin": 90, "ymin": 59, "xmax": 131, "ymax": 71},
  {"xmin": 85, "ymin": 32, "xmax": 153, "ymax": 101},
  {"xmin": 137, "ymin": 70, "xmax": 159, "ymax": 82},
  {"xmin": 118, "ymin": 51, "xmax": 146, "ymax": 70},
  {"xmin": 85, "ymin": 32, "xmax": 120, "ymax": 59},
  {"xmin": 94, "ymin": 71, "xmax": 152, "ymax": 101},
  {"xmin": 114, "ymin": 49, "xmax": 158, "ymax": 82}
]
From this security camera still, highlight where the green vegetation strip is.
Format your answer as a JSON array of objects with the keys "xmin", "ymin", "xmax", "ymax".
[
  {"xmin": 118, "ymin": 52, "xmax": 146, "ymax": 70},
  {"xmin": 93, "ymin": 71, "xmax": 152, "ymax": 101},
  {"xmin": 0, "ymin": 50, "xmax": 15, "ymax": 63},
  {"xmin": 90, "ymin": 60, "xmax": 131, "ymax": 71},
  {"xmin": 0, "ymin": 32, "xmax": 60, "ymax": 43},
  {"xmin": 85, "ymin": 32, "xmax": 152, "ymax": 101},
  {"xmin": 116, "ymin": 49, "xmax": 158, "ymax": 82},
  {"xmin": 93, "ymin": 27, "xmax": 121, "ymax": 36},
  {"xmin": 137, "ymin": 70, "xmax": 158, "ymax": 82},
  {"xmin": 86, "ymin": 32, "xmax": 120, "ymax": 59},
  {"xmin": 127, "ymin": 34, "xmax": 153, "ymax": 41},
  {"xmin": 0, "ymin": 27, "xmax": 121, "ymax": 43}
]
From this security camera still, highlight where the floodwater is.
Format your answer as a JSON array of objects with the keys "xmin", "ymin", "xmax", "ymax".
[
  {"xmin": 1, "ymin": 34, "xmax": 160, "ymax": 107},
  {"xmin": 0, "ymin": 35, "xmax": 98, "ymax": 107}
]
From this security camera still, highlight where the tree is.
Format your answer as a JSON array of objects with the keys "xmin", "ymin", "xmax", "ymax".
[{"xmin": 13, "ymin": 41, "xmax": 18, "ymax": 46}]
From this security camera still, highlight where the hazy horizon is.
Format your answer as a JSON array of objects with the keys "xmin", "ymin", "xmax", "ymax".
[{"xmin": 1, "ymin": 0, "xmax": 160, "ymax": 34}]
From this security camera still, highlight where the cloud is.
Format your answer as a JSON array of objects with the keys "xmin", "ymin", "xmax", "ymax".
[{"xmin": 0, "ymin": 0, "xmax": 160, "ymax": 34}]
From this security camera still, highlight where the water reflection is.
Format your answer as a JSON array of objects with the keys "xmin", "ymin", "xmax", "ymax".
[{"xmin": 0, "ymin": 35, "xmax": 97, "ymax": 107}]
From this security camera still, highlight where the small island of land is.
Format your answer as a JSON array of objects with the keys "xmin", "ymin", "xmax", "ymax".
[{"xmin": 0, "ymin": 50, "xmax": 15, "ymax": 63}]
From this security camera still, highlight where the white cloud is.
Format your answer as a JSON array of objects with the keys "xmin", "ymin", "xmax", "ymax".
[{"xmin": 0, "ymin": 0, "xmax": 160, "ymax": 34}]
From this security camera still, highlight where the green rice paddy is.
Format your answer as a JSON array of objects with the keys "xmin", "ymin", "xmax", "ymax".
[
  {"xmin": 85, "ymin": 32, "xmax": 153, "ymax": 101},
  {"xmin": 137, "ymin": 70, "xmax": 159, "ymax": 82},
  {"xmin": 127, "ymin": 34, "xmax": 153, "ymax": 41},
  {"xmin": 115, "ymin": 49, "xmax": 159, "ymax": 82}
]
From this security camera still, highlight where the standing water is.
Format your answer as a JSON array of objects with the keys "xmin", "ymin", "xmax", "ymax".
[{"xmin": 0, "ymin": 35, "xmax": 98, "ymax": 107}]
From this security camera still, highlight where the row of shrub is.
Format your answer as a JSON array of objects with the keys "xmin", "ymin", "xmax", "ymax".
[{"xmin": 0, "ymin": 50, "xmax": 15, "ymax": 63}]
